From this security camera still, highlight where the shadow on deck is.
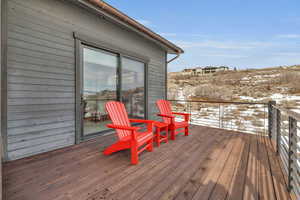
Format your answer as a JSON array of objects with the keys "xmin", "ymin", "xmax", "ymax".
[{"xmin": 3, "ymin": 125, "xmax": 292, "ymax": 200}]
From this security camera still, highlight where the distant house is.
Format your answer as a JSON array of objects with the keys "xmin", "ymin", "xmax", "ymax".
[
  {"xmin": 200, "ymin": 66, "xmax": 229, "ymax": 74},
  {"xmin": 181, "ymin": 66, "xmax": 229, "ymax": 76},
  {"xmin": 0, "ymin": 0, "xmax": 183, "ymax": 161},
  {"xmin": 181, "ymin": 68, "xmax": 194, "ymax": 76}
]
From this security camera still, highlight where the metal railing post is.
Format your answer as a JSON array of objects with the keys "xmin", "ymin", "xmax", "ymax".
[
  {"xmin": 189, "ymin": 102, "xmax": 192, "ymax": 123},
  {"xmin": 276, "ymin": 109, "xmax": 281, "ymax": 155},
  {"xmin": 219, "ymin": 103, "xmax": 221, "ymax": 128},
  {"xmin": 288, "ymin": 116, "xmax": 297, "ymax": 191},
  {"xmin": 264, "ymin": 104, "xmax": 267, "ymax": 136},
  {"xmin": 268, "ymin": 101, "xmax": 276, "ymax": 139}
]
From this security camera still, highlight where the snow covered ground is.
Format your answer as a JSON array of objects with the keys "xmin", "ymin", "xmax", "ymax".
[
  {"xmin": 172, "ymin": 102, "xmax": 268, "ymax": 135},
  {"xmin": 172, "ymin": 101, "xmax": 299, "ymax": 171},
  {"xmin": 239, "ymin": 93, "xmax": 300, "ymax": 114}
]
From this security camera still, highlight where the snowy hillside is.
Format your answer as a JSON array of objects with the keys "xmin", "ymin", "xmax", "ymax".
[{"xmin": 168, "ymin": 65, "xmax": 300, "ymax": 135}]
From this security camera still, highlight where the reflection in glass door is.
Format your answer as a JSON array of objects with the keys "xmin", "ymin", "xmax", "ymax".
[
  {"xmin": 122, "ymin": 57, "xmax": 145, "ymax": 119},
  {"xmin": 82, "ymin": 47, "xmax": 118, "ymax": 136}
]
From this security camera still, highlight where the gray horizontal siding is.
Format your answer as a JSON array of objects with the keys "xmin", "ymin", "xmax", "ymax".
[
  {"xmin": 8, "ymin": 51, "xmax": 75, "ymax": 68},
  {"xmin": 8, "ymin": 76, "xmax": 75, "ymax": 86},
  {"xmin": 8, "ymin": 46, "xmax": 75, "ymax": 65},
  {"xmin": 8, "ymin": 91, "xmax": 74, "ymax": 98},
  {"xmin": 8, "ymin": 23, "xmax": 74, "ymax": 47},
  {"xmin": 7, "ymin": 61, "xmax": 75, "ymax": 75},
  {"xmin": 8, "ymin": 0, "xmax": 73, "ymax": 34},
  {"xmin": 7, "ymin": 127, "xmax": 75, "ymax": 144},
  {"xmin": 0, "ymin": 0, "xmax": 2, "ymax": 192},
  {"xmin": 7, "ymin": 84, "xmax": 74, "ymax": 92},
  {"xmin": 8, "ymin": 31, "xmax": 74, "ymax": 52},
  {"xmin": 7, "ymin": 38, "xmax": 74, "ymax": 58},
  {"xmin": 8, "ymin": 110, "xmax": 75, "ymax": 121},
  {"xmin": 147, "ymin": 61, "xmax": 166, "ymax": 120},
  {"xmin": 8, "ymin": 121, "xmax": 75, "ymax": 136},
  {"xmin": 7, "ymin": 132, "xmax": 74, "ymax": 151},
  {"xmin": 8, "ymin": 98, "xmax": 75, "ymax": 106},
  {"xmin": 8, "ymin": 137, "xmax": 74, "ymax": 160},
  {"xmin": 6, "ymin": 0, "xmax": 76, "ymax": 159},
  {"xmin": 7, "ymin": 68, "xmax": 75, "ymax": 80},
  {"xmin": 8, "ymin": 104, "xmax": 75, "ymax": 112},
  {"xmin": 8, "ymin": 115, "xmax": 74, "ymax": 128},
  {"xmin": 6, "ymin": 0, "xmax": 167, "ymax": 160}
]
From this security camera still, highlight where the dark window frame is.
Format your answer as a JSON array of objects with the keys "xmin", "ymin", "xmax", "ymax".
[
  {"xmin": 120, "ymin": 55, "xmax": 147, "ymax": 119},
  {"xmin": 74, "ymin": 33, "xmax": 149, "ymax": 142}
]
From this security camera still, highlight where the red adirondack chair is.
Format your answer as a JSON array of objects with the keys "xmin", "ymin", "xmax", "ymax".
[
  {"xmin": 103, "ymin": 101, "xmax": 154, "ymax": 165},
  {"xmin": 156, "ymin": 99, "xmax": 190, "ymax": 140}
]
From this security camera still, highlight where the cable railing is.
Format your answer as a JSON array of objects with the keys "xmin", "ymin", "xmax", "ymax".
[
  {"xmin": 269, "ymin": 103, "xmax": 300, "ymax": 199},
  {"xmin": 168, "ymin": 99, "xmax": 299, "ymax": 198},
  {"xmin": 168, "ymin": 99, "xmax": 268, "ymax": 135}
]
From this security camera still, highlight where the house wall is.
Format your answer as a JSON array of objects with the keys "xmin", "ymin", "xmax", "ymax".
[
  {"xmin": 5, "ymin": 0, "xmax": 167, "ymax": 160},
  {"xmin": 0, "ymin": 0, "xmax": 2, "ymax": 197}
]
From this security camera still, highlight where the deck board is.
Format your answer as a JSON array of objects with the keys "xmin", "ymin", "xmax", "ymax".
[
  {"xmin": 264, "ymin": 137, "xmax": 291, "ymax": 200},
  {"xmin": 209, "ymin": 134, "xmax": 247, "ymax": 200},
  {"xmin": 243, "ymin": 132, "xmax": 259, "ymax": 200},
  {"xmin": 173, "ymin": 132, "xmax": 234, "ymax": 200},
  {"xmin": 3, "ymin": 125, "xmax": 292, "ymax": 200},
  {"xmin": 190, "ymin": 131, "xmax": 240, "ymax": 200},
  {"xmin": 226, "ymin": 134, "xmax": 251, "ymax": 200},
  {"xmin": 258, "ymin": 135, "xmax": 277, "ymax": 200}
]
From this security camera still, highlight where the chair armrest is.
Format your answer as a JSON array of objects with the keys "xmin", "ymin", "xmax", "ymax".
[
  {"xmin": 129, "ymin": 119, "xmax": 154, "ymax": 124},
  {"xmin": 106, "ymin": 124, "xmax": 140, "ymax": 131},
  {"xmin": 129, "ymin": 119, "xmax": 154, "ymax": 133},
  {"xmin": 157, "ymin": 114, "xmax": 175, "ymax": 124},
  {"xmin": 172, "ymin": 112, "xmax": 190, "ymax": 116},
  {"xmin": 157, "ymin": 114, "xmax": 175, "ymax": 118},
  {"xmin": 172, "ymin": 112, "xmax": 190, "ymax": 122}
]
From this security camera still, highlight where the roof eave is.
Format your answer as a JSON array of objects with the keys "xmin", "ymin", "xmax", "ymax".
[{"xmin": 74, "ymin": 0, "xmax": 184, "ymax": 54}]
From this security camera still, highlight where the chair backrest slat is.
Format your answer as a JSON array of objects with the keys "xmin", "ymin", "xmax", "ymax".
[
  {"xmin": 105, "ymin": 101, "xmax": 131, "ymax": 140},
  {"xmin": 156, "ymin": 99, "xmax": 173, "ymax": 124}
]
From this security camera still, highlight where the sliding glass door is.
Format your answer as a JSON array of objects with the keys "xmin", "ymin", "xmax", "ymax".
[
  {"xmin": 80, "ymin": 45, "xmax": 146, "ymax": 138},
  {"xmin": 122, "ymin": 57, "xmax": 145, "ymax": 119},
  {"xmin": 82, "ymin": 47, "xmax": 118, "ymax": 136}
]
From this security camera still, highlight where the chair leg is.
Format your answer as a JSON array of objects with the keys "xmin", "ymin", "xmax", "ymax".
[
  {"xmin": 165, "ymin": 127, "xmax": 169, "ymax": 143},
  {"xmin": 170, "ymin": 129, "xmax": 175, "ymax": 140},
  {"xmin": 185, "ymin": 126, "xmax": 189, "ymax": 136},
  {"xmin": 156, "ymin": 128, "xmax": 161, "ymax": 147},
  {"xmin": 147, "ymin": 138, "xmax": 154, "ymax": 152},
  {"xmin": 131, "ymin": 145, "xmax": 139, "ymax": 165}
]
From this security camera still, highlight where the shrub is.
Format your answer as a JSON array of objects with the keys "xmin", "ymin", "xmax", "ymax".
[
  {"xmin": 279, "ymin": 71, "xmax": 300, "ymax": 84},
  {"xmin": 194, "ymin": 85, "xmax": 234, "ymax": 101}
]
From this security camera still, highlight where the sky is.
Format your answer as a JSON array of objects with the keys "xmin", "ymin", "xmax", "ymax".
[{"xmin": 104, "ymin": 0, "xmax": 300, "ymax": 72}]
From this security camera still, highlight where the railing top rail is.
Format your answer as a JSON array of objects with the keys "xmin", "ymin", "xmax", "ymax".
[
  {"xmin": 168, "ymin": 99, "xmax": 268, "ymax": 105},
  {"xmin": 272, "ymin": 105, "xmax": 300, "ymax": 121},
  {"xmin": 84, "ymin": 98, "xmax": 116, "ymax": 101}
]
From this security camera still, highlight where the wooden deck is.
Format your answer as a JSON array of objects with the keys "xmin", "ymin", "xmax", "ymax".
[{"xmin": 3, "ymin": 125, "xmax": 292, "ymax": 200}]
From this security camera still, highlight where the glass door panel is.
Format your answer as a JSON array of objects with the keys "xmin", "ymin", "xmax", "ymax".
[
  {"xmin": 83, "ymin": 47, "xmax": 118, "ymax": 136},
  {"xmin": 121, "ymin": 57, "xmax": 145, "ymax": 119}
]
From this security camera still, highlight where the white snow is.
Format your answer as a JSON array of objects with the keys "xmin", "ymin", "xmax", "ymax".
[
  {"xmin": 239, "ymin": 96, "xmax": 258, "ymax": 101},
  {"xmin": 270, "ymin": 93, "xmax": 285, "ymax": 100},
  {"xmin": 173, "ymin": 103, "xmax": 268, "ymax": 135},
  {"xmin": 177, "ymin": 88, "xmax": 185, "ymax": 101}
]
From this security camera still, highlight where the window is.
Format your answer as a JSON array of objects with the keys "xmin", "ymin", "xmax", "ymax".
[
  {"xmin": 80, "ymin": 45, "xmax": 146, "ymax": 136},
  {"xmin": 122, "ymin": 57, "xmax": 145, "ymax": 119},
  {"xmin": 82, "ymin": 47, "xmax": 118, "ymax": 135}
]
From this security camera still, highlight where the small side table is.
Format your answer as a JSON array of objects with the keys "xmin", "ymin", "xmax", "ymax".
[{"xmin": 153, "ymin": 121, "xmax": 168, "ymax": 147}]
